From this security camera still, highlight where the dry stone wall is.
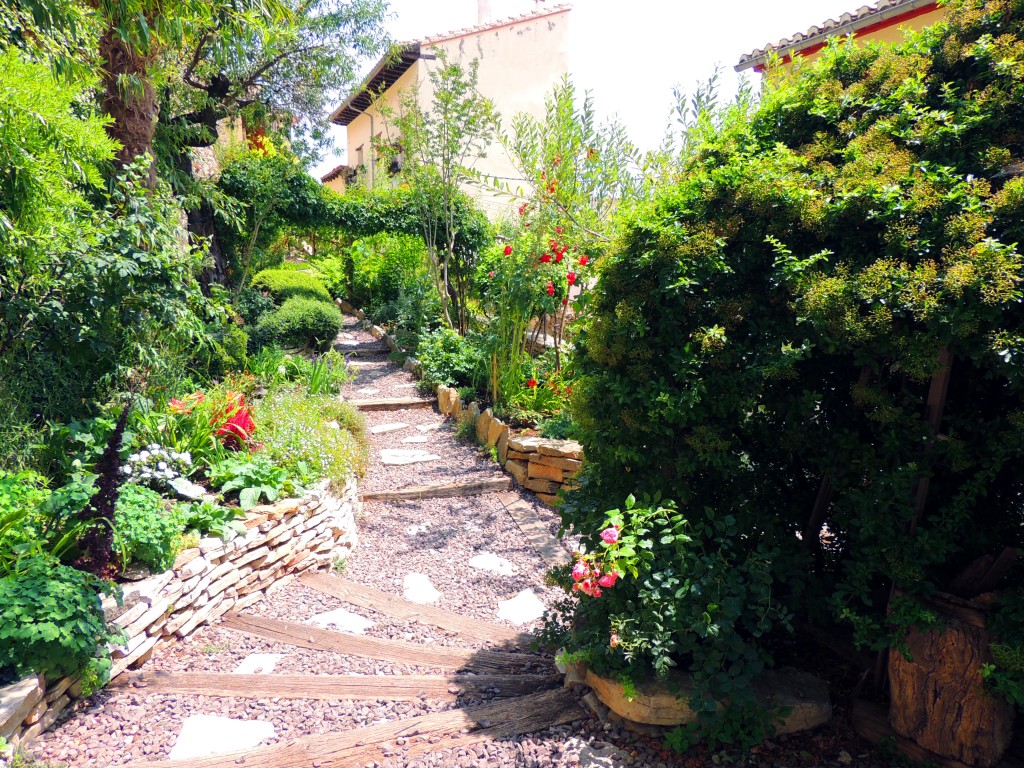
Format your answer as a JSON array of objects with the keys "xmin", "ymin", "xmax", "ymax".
[{"xmin": 0, "ymin": 479, "xmax": 358, "ymax": 750}]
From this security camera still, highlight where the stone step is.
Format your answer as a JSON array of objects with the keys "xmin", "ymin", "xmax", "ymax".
[
  {"xmin": 358, "ymin": 477, "xmax": 513, "ymax": 503},
  {"xmin": 347, "ymin": 396, "xmax": 433, "ymax": 411}
]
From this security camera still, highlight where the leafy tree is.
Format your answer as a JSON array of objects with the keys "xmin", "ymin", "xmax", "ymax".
[{"xmin": 382, "ymin": 49, "xmax": 497, "ymax": 334}]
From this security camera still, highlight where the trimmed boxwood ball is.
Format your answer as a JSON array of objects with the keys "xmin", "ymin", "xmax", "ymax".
[
  {"xmin": 251, "ymin": 269, "xmax": 332, "ymax": 304},
  {"xmin": 252, "ymin": 297, "xmax": 344, "ymax": 350}
]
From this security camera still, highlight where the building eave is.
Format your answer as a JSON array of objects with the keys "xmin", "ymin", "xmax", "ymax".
[
  {"xmin": 328, "ymin": 43, "xmax": 422, "ymax": 126},
  {"xmin": 736, "ymin": 0, "xmax": 938, "ymax": 73}
]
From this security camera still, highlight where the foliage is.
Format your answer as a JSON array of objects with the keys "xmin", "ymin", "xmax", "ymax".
[
  {"xmin": 130, "ymin": 389, "xmax": 246, "ymax": 471},
  {"xmin": 120, "ymin": 444, "xmax": 193, "ymax": 490},
  {"xmin": 345, "ymin": 233, "xmax": 437, "ymax": 336},
  {"xmin": 178, "ymin": 500, "xmax": 246, "ymax": 539},
  {"xmin": 113, "ymin": 485, "xmax": 182, "ymax": 572},
  {"xmin": 549, "ymin": 496, "xmax": 789, "ymax": 712},
  {"xmin": 537, "ymin": 411, "xmax": 579, "ymax": 441},
  {"xmin": 0, "ymin": 553, "xmax": 120, "ymax": 682},
  {"xmin": 563, "ymin": 0, "xmax": 1024, "ymax": 700},
  {"xmin": 208, "ymin": 454, "xmax": 301, "ymax": 510},
  {"xmin": 237, "ymin": 286, "xmax": 277, "ymax": 326},
  {"xmin": 251, "ymin": 268, "xmax": 332, "ymax": 304},
  {"xmin": 253, "ymin": 387, "xmax": 367, "ymax": 484},
  {"xmin": 307, "ymin": 350, "xmax": 351, "ymax": 395},
  {"xmin": 251, "ymin": 296, "xmax": 344, "ymax": 350},
  {"xmin": 415, "ymin": 327, "xmax": 486, "ymax": 392},
  {"xmin": 380, "ymin": 49, "xmax": 496, "ymax": 333},
  {"xmin": 244, "ymin": 346, "xmax": 350, "ymax": 394}
]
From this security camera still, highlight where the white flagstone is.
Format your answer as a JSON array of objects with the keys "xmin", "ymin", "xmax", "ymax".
[
  {"xmin": 232, "ymin": 653, "xmax": 285, "ymax": 675},
  {"xmin": 380, "ymin": 449, "xmax": 440, "ymax": 465},
  {"xmin": 468, "ymin": 553, "xmax": 517, "ymax": 577},
  {"xmin": 168, "ymin": 715, "xmax": 276, "ymax": 761},
  {"xmin": 307, "ymin": 607, "xmax": 375, "ymax": 634},
  {"xmin": 403, "ymin": 573, "xmax": 442, "ymax": 604},
  {"xmin": 497, "ymin": 589, "xmax": 546, "ymax": 625},
  {"xmin": 370, "ymin": 422, "xmax": 409, "ymax": 434},
  {"xmin": 416, "ymin": 423, "xmax": 443, "ymax": 432},
  {"xmin": 401, "ymin": 435, "xmax": 429, "ymax": 444}
]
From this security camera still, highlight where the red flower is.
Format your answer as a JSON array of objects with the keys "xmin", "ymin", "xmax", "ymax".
[
  {"xmin": 518, "ymin": 204, "xmax": 527, "ymax": 216},
  {"xmin": 556, "ymin": 226, "xmax": 562, "ymax": 235},
  {"xmin": 578, "ymin": 255, "xmax": 589, "ymax": 266},
  {"xmin": 554, "ymin": 253, "xmax": 564, "ymax": 264},
  {"xmin": 527, "ymin": 378, "xmax": 538, "ymax": 388},
  {"xmin": 546, "ymin": 282, "xmax": 555, "ymax": 296},
  {"xmin": 567, "ymin": 271, "xmax": 577, "ymax": 286},
  {"xmin": 503, "ymin": 244, "xmax": 513, "ymax": 256},
  {"xmin": 539, "ymin": 253, "xmax": 552, "ymax": 263},
  {"xmin": 488, "ymin": 270, "xmax": 495, "ymax": 278},
  {"xmin": 562, "ymin": 299, "xmax": 568, "ymax": 306}
]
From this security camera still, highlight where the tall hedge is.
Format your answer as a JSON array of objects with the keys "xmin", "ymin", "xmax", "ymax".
[{"xmin": 565, "ymin": 0, "xmax": 1024, "ymax": 674}]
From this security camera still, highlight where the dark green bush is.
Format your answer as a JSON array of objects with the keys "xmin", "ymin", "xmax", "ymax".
[
  {"xmin": 0, "ymin": 554, "xmax": 119, "ymax": 681},
  {"xmin": 237, "ymin": 286, "xmax": 277, "ymax": 325},
  {"xmin": 114, "ymin": 485, "xmax": 182, "ymax": 572},
  {"xmin": 560, "ymin": 0, "xmax": 1024, "ymax": 712},
  {"xmin": 251, "ymin": 297, "xmax": 344, "ymax": 350},
  {"xmin": 251, "ymin": 269, "xmax": 332, "ymax": 304}
]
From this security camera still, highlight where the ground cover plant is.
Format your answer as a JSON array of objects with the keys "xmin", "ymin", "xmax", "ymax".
[{"xmin": 552, "ymin": 0, "xmax": 1024, "ymax": 753}]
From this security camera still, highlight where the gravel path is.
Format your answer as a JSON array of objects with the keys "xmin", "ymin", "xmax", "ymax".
[{"xmin": 29, "ymin": 313, "xmax": 688, "ymax": 768}]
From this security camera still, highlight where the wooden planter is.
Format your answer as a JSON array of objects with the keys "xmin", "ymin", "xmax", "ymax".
[{"xmin": 888, "ymin": 592, "xmax": 1015, "ymax": 768}]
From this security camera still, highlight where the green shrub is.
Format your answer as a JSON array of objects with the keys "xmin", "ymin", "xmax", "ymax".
[
  {"xmin": 0, "ymin": 554, "xmax": 120, "ymax": 681},
  {"xmin": 347, "ymin": 233, "xmax": 435, "ymax": 332},
  {"xmin": 416, "ymin": 327, "xmax": 485, "ymax": 391},
  {"xmin": 254, "ymin": 388, "xmax": 367, "ymax": 484},
  {"xmin": 562, "ymin": 0, "xmax": 1024, "ymax": 713},
  {"xmin": 114, "ymin": 485, "xmax": 182, "ymax": 572},
  {"xmin": 252, "ymin": 297, "xmax": 344, "ymax": 350},
  {"xmin": 251, "ymin": 269, "xmax": 332, "ymax": 304},
  {"xmin": 208, "ymin": 454, "xmax": 301, "ymax": 510},
  {"xmin": 244, "ymin": 346, "xmax": 350, "ymax": 393},
  {"xmin": 178, "ymin": 500, "xmax": 246, "ymax": 539},
  {"xmin": 237, "ymin": 286, "xmax": 277, "ymax": 326},
  {"xmin": 310, "ymin": 257, "xmax": 348, "ymax": 299}
]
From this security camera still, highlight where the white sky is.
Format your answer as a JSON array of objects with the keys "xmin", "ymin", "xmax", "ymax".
[{"xmin": 310, "ymin": 0, "xmax": 866, "ymax": 179}]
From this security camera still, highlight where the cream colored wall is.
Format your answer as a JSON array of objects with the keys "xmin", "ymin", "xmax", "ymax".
[
  {"xmin": 323, "ymin": 175, "xmax": 347, "ymax": 194},
  {"xmin": 345, "ymin": 9, "xmax": 570, "ymax": 218},
  {"xmin": 787, "ymin": 6, "xmax": 946, "ymax": 67}
]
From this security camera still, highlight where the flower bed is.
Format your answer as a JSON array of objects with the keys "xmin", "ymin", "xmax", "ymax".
[{"xmin": 0, "ymin": 480, "xmax": 358, "ymax": 750}]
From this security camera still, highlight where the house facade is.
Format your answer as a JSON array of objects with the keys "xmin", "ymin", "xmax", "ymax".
[
  {"xmin": 736, "ymin": 0, "xmax": 946, "ymax": 73},
  {"xmin": 327, "ymin": 3, "xmax": 571, "ymax": 218}
]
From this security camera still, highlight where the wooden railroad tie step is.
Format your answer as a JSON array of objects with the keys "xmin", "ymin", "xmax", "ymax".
[
  {"xmin": 301, "ymin": 573, "xmax": 529, "ymax": 647},
  {"xmin": 130, "ymin": 687, "xmax": 582, "ymax": 768},
  {"xmin": 220, "ymin": 613, "xmax": 546, "ymax": 674},
  {"xmin": 495, "ymin": 492, "xmax": 574, "ymax": 569},
  {"xmin": 359, "ymin": 477, "xmax": 514, "ymax": 503},
  {"xmin": 347, "ymin": 396, "xmax": 434, "ymax": 411},
  {"xmin": 120, "ymin": 671, "xmax": 561, "ymax": 701}
]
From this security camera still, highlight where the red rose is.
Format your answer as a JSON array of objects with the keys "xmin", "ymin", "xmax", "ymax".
[
  {"xmin": 547, "ymin": 282, "xmax": 555, "ymax": 296},
  {"xmin": 540, "ymin": 253, "xmax": 552, "ymax": 263},
  {"xmin": 503, "ymin": 244, "xmax": 513, "ymax": 256},
  {"xmin": 554, "ymin": 253, "xmax": 564, "ymax": 263},
  {"xmin": 556, "ymin": 226, "xmax": 562, "ymax": 235},
  {"xmin": 567, "ymin": 271, "xmax": 577, "ymax": 285},
  {"xmin": 579, "ymin": 255, "xmax": 589, "ymax": 266}
]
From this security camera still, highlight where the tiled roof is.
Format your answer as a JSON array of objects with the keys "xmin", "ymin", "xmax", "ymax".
[
  {"xmin": 321, "ymin": 164, "xmax": 351, "ymax": 183},
  {"xmin": 419, "ymin": 3, "xmax": 571, "ymax": 46},
  {"xmin": 329, "ymin": 4, "xmax": 571, "ymax": 126},
  {"xmin": 736, "ymin": 0, "xmax": 937, "ymax": 72}
]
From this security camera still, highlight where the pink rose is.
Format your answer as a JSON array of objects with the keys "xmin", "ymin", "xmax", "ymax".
[
  {"xmin": 600, "ymin": 527, "xmax": 619, "ymax": 544},
  {"xmin": 571, "ymin": 561, "xmax": 587, "ymax": 582},
  {"xmin": 598, "ymin": 572, "xmax": 617, "ymax": 588},
  {"xmin": 610, "ymin": 632, "xmax": 620, "ymax": 648}
]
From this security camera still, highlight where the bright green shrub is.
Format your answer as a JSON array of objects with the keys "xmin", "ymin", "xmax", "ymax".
[
  {"xmin": 347, "ymin": 233, "xmax": 435, "ymax": 331},
  {"xmin": 251, "ymin": 269, "xmax": 332, "ymax": 304},
  {"xmin": 254, "ymin": 389, "xmax": 367, "ymax": 484},
  {"xmin": 560, "ymin": 0, "xmax": 1024, "ymax": 714},
  {"xmin": 114, "ymin": 485, "xmax": 182, "ymax": 572},
  {"xmin": 416, "ymin": 327, "xmax": 486, "ymax": 391},
  {"xmin": 0, "ymin": 554, "xmax": 119, "ymax": 681},
  {"xmin": 311, "ymin": 257, "xmax": 348, "ymax": 299},
  {"xmin": 237, "ymin": 286, "xmax": 277, "ymax": 326},
  {"xmin": 251, "ymin": 297, "xmax": 344, "ymax": 350}
]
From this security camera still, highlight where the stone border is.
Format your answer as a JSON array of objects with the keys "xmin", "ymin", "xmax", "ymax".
[
  {"xmin": 336, "ymin": 300, "xmax": 582, "ymax": 507},
  {"xmin": 0, "ymin": 478, "xmax": 359, "ymax": 750}
]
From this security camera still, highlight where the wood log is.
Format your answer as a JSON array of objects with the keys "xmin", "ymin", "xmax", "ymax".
[
  {"xmin": 220, "ymin": 613, "xmax": 546, "ymax": 674},
  {"xmin": 124, "ymin": 671, "xmax": 561, "ymax": 700},
  {"xmin": 888, "ymin": 595, "xmax": 1014, "ymax": 767},
  {"xmin": 128, "ymin": 687, "xmax": 582, "ymax": 768},
  {"xmin": 347, "ymin": 396, "xmax": 433, "ymax": 411},
  {"xmin": 852, "ymin": 699, "xmax": 971, "ymax": 768},
  {"xmin": 359, "ymin": 477, "xmax": 512, "ymax": 503},
  {"xmin": 300, "ymin": 574, "xmax": 529, "ymax": 646}
]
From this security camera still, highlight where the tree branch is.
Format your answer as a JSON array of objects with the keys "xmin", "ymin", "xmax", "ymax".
[{"xmin": 183, "ymin": 30, "xmax": 212, "ymax": 89}]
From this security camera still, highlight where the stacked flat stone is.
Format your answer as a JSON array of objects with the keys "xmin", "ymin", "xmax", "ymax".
[
  {"xmin": 0, "ymin": 478, "xmax": 359, "ymax": 750},
  {"xmin": 435, "ymin": 384, "xmax": 583, "ymax": 507}
]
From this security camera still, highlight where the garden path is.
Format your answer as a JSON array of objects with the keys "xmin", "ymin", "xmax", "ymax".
[{"xmin": 28, "ymin": 314, "xmax": 682, "ymax": 767}]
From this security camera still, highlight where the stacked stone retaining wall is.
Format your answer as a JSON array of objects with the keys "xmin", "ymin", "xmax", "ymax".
[{"xmin": 0, "ymin": 479, "xmax": 358, "ymax": 750}]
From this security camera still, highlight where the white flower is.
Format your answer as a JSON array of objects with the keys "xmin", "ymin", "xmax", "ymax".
[
  {"xmin": 158, "ymin": 461, "xmax": 168, "ymax": 470},
  {"xmin": 148, "ymin": 443, "xmax": 160, "ymax": 452},
  {"xmin": 139, "ymin": 450, "xmax": 150, "ymax": 460}
]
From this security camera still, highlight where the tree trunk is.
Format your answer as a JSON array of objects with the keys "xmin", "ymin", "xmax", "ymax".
[
  {"xmin": 888, "ymin": 592, "xmax": 1014, "ymax": 767},
  {"xmin": 98, "ymin": 27, "xmax": 159, "ymax": 186}
]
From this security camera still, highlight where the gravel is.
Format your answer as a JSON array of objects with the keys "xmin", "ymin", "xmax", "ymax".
[{"xmin": 28, "ymin": 313, "xmax": 683, "ymax": 768}]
